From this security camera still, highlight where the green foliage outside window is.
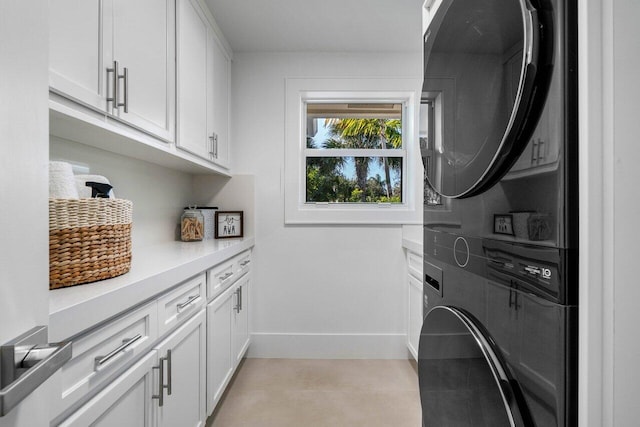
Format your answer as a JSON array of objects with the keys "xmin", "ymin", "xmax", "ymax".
[{"xmin": 306, "ymin": 118, "xmax": 403, "ymax": 203}]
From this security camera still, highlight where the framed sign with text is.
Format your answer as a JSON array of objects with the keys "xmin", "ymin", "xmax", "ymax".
[
  {"xmin": 215, "ymin": 211, "xmax": 244, "ymax": 239},
  {"xmin": 494, "ymin": 214, "xmax": 514, "ymax": 236}
]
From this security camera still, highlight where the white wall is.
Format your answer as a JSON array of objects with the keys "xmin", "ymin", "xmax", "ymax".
[
  {"xmin": 0, "ymin": 0, "xmax": 50, "ymax": 347},
  {"xmin": 580, "ymin": 0, "xmax": 640, "ymax": 425},
  {"xmin": 50, "ymin": 137, "xmax": 197, "ymax": 248},
  {"xmin": 232, "ymin": 52, "xmax": 421, "ymax": 358},
  {"xmin": 609, "ymin": 0, "xmax": 640, "ymax": 424},
  {"xmin": 193, "ymin": 174, "xmax": 256, "ymax": 238}
]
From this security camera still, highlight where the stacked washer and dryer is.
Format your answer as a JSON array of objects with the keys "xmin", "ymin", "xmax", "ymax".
[{"xmin": 418, "ymin": 0, "xmax": 578, "ymax": 426}]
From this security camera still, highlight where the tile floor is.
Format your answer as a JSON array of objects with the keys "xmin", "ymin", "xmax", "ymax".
[{"xmin": 206, "ymin": 358, "xmax": 421, "ymax": 427}]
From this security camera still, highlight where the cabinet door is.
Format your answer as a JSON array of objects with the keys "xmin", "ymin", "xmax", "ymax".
[
  {"xmin": 206, "ymin": 284, "xmax": 235, "ymax": 415},
  {"xmin": 111, "ymin": 0, "xmax": 175, "ymax": 141},
  {"xmin": 58, "ymin": 351, "xmax": 156, "ymax": 427},
  {"xmin": 233, "ymin": 275, "xmax": 250, "ymax": 365},
  {"xmin": 208, "ymin": 32, "xmax": 230, "ymax": 168},
  {"xmin": 407, "ymin": 274, "xmax": 422, "ymax": 361},
  {"xmin": 177, "ymin": 0, "xmax": 210, "ymax": 159},
  {"xmin": 155, "ymin": 309, "xmax": 206, "ymax": 427},
  {"xmin": 49, "ymin": 0, "xmax": 110, "ymax": 112}
]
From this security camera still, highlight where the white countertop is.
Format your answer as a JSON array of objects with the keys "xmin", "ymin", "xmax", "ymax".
[
  {"xmin": 401, "ymin": 237, "xmax": 423, "ymax": 255},
  {"xmin": 49, "ymin": 237, "xmax": 254, "ymax": 341}
]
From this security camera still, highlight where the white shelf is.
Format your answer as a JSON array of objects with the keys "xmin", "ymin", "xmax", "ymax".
[
  {"xmin": 49, "ymin": 237, "xmax": 254, "ymax": 341},
  {"xmin": 49, "ymin": 93, "xmax": 231, "ymax": 176}
]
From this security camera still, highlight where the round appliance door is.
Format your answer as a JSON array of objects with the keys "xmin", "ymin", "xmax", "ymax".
[
  {"xmin": 422, "ymin": 0, "xmax": 552, "ymax": 198},
  {"xmin": 418, "ymin": 306, "xmax": 530, "ymax": 426}
]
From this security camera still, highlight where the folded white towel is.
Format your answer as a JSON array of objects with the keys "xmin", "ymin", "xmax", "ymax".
[
  {"xmin": 49, "ymin": 161, "xmax": 79, "ymax": 199},
  {"xmin": 75, "ymin": 174, "xmax": 115, "ymax": 198}
]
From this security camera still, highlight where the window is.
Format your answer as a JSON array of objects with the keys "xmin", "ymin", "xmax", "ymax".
[
  {"xmin": 306, "ymin": 102, "xmax": 404, "ymax": 204},
  {"xmin": 285, "ymin": 78, "xmax": 422, "ymax": 224}
]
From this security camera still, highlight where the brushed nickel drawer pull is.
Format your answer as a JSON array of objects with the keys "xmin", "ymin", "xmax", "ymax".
[
  {"xmin": 117, "ymin": 66, "xmax": 129, "ymax": 113},
  {"xmin": 234, "ymin": 288, "xmax": 241, "ymax": 313},
  {"xmin": 218, "ymin": 272, "xmax": 233, "ymax": 281},
  {"xmin": 176, "ymin": 295, "xmax": 199, "ymax": 313},
  {"xmin": 166, "ymin": 349, "xmax": 172, "ymax": 396},
  {"xmin": 94, "ymin": 334, "xmax": 142, "ymax": 370},
  {"xmin": 106, "ymin": 60, "xmax": 119, "ymax": 109},
  {"xmin": 152, "ymin": 356, "xmax": 166, "ymax": 407}
]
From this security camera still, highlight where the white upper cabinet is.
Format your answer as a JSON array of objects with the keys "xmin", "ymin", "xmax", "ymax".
[
  {"xmin": 209, "ymin": 31, "xmax": 230, "ymax": 168},
  {"xmin": 177, "ymin": 0, "xmax": 209, "ymax": 159},
  {"xmin": 50, "ymin": 0, "xmax": 176, "ymax": 142},
  {"xmin": 110, "ymin": 0, "xmax": 176, "ymax": 141},
  {"xmin": 177, "ymin": 0, "xmax": 231, "ymax": 168},
  {"xmin": 49, "ymin": 0, "xmax": 106, "ymax": 111}
]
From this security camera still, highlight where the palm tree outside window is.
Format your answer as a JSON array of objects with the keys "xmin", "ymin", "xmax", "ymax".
[{"xmin": 305, "ymin": 103, "xmax": 405, "ymax": 204}]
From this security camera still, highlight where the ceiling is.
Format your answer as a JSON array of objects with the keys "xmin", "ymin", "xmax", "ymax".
[{"xmin": 204, "ymin": 0, "xmax": 424, "ymax": 53}]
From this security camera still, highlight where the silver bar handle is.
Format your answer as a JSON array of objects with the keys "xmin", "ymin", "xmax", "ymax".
[
  {"xmin": 218, "ymin": 272, "xmax": 233, "ymax": 281},
  {"xmin": 106, "ymin": 60, "xmax": 119, "ymax": 110},
  {"xmin": 537, "ymin": 139, "xmax": 545, "ymax": 160},
  {"xmin": 176, "ymin": 295, "xmax": 199, "ymax": 313},
  {"xmin": 118, "ymin": 67, "xmax": 128, "ymax": 113},
  {"xmin": 239, "ymin": 285, "xmax": 243, "ymax": 311},
  {"xmin": 0, "ymin": 326, "xmax": 72, "ymax": 417},
  {"xmin": 152, "ymin": 356, "xmax": 165, "ymax": 407},
  {"xmin": 240, "ymin": 260, "xmax": 250, "ymax": 267},
  {"xmin": 166, "ymin": 350, "xmax": 172, "ymax": 396},
  {"xmin": 530, "ymin": 139, "xmax": 538, "ymax": 165},
  {"xmin": 234, "ymin": 288, "xmax": 241, "ymax": 313},
  {"xmin": 94, "ymin": 334, "xmax": 143, "ymax": 370},
  {"xmin": 214, "ymin": 133, "xmax": 219, "ymax": 158},
  {"xmin": 208, "ymin": 135, "xmax": 215, "ymax": 157}
]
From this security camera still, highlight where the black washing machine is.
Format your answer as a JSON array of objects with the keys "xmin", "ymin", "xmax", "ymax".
[{"xmin": 418, "ymin": 0, "xmax": 578, "ymax": 426}]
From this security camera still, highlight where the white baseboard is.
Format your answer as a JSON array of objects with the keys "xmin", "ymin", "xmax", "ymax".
[{"xmin": 246, "ymin": 332, "xmax": 409, "ymax": 359}]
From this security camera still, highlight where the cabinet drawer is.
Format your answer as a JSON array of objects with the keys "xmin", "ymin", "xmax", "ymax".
[
  {"xmin": 207, "ymin": 257, "xmax": 236, "ymax": 300},
  {"xmin": 53, "ymin": 301, "xmax": 158, "ymax": 420},
  {"xmin": 157, "ymin": 273, "xmax": 206, "ymax": 336},
  {"xmin": 234, "ymin": 249, "xmax": 252, "ymax": 278},
  {"xmin": 407, "ymin": 250, "xmax": 423, "ymax": 280},
  {"xmin": 57, "ymin": 350, "xmax": 157, "ymax": 427}
]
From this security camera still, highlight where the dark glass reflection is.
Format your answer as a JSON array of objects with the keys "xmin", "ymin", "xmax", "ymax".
[
  {"xmin": 419, "ymin": 306, "xmax": 516, "ymax": 426},
  {"xmin": 422, "ymin": 0, "xmax": 526, "ymax": 197}
]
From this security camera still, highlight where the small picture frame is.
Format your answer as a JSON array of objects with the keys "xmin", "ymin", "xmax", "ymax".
[
  {"xmin": 494, "ymin": 214, "xmax": 514, "ymax": 236},
  {"xmin": 215, "ymin": 211, "xmax": 244, "ymax": 239}
]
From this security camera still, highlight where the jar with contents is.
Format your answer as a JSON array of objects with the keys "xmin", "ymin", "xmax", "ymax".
[{"xmin": 181, "ymin": 208, "xmax": 204, "ymax": 241}]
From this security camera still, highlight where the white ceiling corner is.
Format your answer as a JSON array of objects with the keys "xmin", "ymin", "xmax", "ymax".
[{"xmin": 204, "ymin": 0, "xmax": 424, "ymax": 53}]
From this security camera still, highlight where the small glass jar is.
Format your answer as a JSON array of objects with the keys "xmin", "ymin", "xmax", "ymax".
[{"xmin": 181, "ymin": 208, "xmax": 204, "ymax": 241}]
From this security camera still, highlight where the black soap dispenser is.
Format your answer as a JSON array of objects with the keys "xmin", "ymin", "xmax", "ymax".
[{"xmin": 85, "ymin": 182, "xmax": 113, "ymax": 198}]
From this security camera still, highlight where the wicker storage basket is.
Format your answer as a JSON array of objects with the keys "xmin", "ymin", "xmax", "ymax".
[{"xmin": 49, "ymin": 198, "xmax": 133, "ymax": 289}]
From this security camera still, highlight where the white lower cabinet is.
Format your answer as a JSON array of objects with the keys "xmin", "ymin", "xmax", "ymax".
[
  {"xmin": 407, "ymin": 274, "xmax": 423, "ymax": 361},
  {"xmin": 233, "ymin": 274, "xmax": 250, "ymax": 365},
  {"xmin": 206, "ymin": 284, "xmax": 235, "ymax": 414},
  {"xmin": 58, "ymin": 310, "xmax": 206, "ymax": 427},
  {"xmin": 54, "ymin": 250, "xmax": 252, "ymax": 426},
  {"xmin": 406, "ymin": 249, "xmax": 423, "ymax": 361},
  {"xmin": 155, "ymin": 309, "xmax": 207, "ymax": 427},
  {"xmin": 51, "ymin": 301, "xmax": 158, "ymax": 422},
  {"xmin": 58, "ymin": 351, "xmax": 157, "ymax": 427},
  {"xmin": 206, "ymin": 268, "xmax": 251, "ymax": 415}
]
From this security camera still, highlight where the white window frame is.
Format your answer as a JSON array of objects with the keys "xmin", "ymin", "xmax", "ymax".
[{"xmin": 285, "ymin": 77, "xmax": 422, "ymax": 224}]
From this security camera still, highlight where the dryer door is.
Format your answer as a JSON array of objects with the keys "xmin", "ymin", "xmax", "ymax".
[
  {"xmin": 418, "ymin": 306, "xmax": 531, "ymax": 426},
  {"xmin": 422, "ymin": 0, "xmax": 552, "ymax": 198}
]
